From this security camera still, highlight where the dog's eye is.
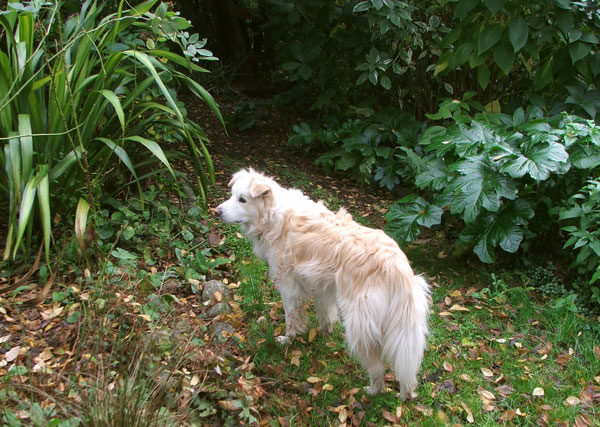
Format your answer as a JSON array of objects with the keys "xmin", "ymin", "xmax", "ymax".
[{"xmin": 239, "ymin": 197, "xmax": 247, "ymax": 204}]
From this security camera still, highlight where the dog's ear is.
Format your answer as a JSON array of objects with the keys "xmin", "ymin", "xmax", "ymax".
[{"xmin": 249, "ymin": 179, "xmax": 271, "ymax": 198}]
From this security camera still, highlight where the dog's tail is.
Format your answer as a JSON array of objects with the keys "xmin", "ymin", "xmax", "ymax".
[{"xmin": 382, "ymin": 273, "xmax": 430, "ymax": 399}]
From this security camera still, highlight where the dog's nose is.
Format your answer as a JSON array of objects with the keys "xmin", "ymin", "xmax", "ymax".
[{"xmin": 213, "ymin": 206, "xmax": 222, "ymax": 216}]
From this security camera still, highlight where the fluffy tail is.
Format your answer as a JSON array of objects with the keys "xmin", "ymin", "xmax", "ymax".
[{"xmin": 382, "ymin": 274, "xmax": 430, "ymax": 399}]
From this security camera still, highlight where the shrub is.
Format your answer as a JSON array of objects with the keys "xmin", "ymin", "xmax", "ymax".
[
  {"xmin": 559, "ymin": 178, "xmax": 600, "ymax": 285},
  {"xmin": 0, "ymin": 0, "xmax": 222, "ymax": 262},
  {"xmin": 385, "ymin": 105, "xmax": 600, "ymax": 264},
  {"xmin": 288, "ymin": 109, "xmax": 425, "ymax": 189}
]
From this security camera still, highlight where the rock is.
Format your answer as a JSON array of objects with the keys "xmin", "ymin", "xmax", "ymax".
[
  {"xmin": 206, "ymin": 302, "xmax": 229, "ymax": 318},
  {"xmin": 201, "ymin": 280, "xmax": 231, "ymax": 302},
  {"xmin": 209, "ymin": 322, "xmax": 235, "ymax": 336}
]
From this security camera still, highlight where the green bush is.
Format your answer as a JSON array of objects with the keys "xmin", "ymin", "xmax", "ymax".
[
  {"xmin": 288, "ymin": 109, "xmax": 425, "ymax": 189},
  {"xmin": 0, "ymin": 0, "xmax": 222, "ymax": 263},
  {"xmin": 559, "ymin": 179, "xmax": 600, "ymax": 285},
  {"xmin": 385, "ymin": 104, "xmax": 600, "ymax": 264}
]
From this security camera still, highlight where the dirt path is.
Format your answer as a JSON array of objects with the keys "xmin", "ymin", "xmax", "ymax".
[{"xmin": 186, "ymin": 98, "xmax": 395, "ymax": 228}]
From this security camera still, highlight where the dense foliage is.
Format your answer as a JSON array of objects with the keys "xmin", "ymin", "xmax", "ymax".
[
  {"xmin": 264, "ymin": 0, "xmax": 600, "ymax": 288},
  {"xmin": 0, "ymin": 0, "xmax": 221, "ymax": 262}
]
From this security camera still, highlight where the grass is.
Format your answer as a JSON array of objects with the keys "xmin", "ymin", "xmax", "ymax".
[
  {"xmin": 2, "ymin": 164, "xmax": 599, "ymax": 426},
  {"xmin": 212, "ymin": 158, "xmax": 600, "ymax": 424}
]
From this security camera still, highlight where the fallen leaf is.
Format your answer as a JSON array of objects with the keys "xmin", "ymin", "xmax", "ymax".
[
  {"xmin": 218, "ymin": 400, "xmax": 240, "ymax": 411},
  {"xmin": 575, "ymin": 414, "xmax": 593, "ymax": 427},
  {"xmin": 290, "ymin": 355, "xmax": 300, "ymax": 367},
  {"xmin": 4, "ymin": 346, "xmax": 20, "ymax": 362},
  {"xmin": 461, "ymin": 402, "xmax": 474, "ymax": 423},
  {"xmin": 460, "ymin": 373, "xmax": 473, "ymax": 382},
  {"xmin": 322, "ymin": 383, "xmax": 334, "ymax": 391},
  {"xmin": 214, "ymin": 291, "xmax": 223, "ymax": 302},
  {"xmin": 481, "ymin": 367, "xmax": 493, "ymax": 378},
  {"xmin": 533, "ymin": 387, "xmax": 545, "ymax": 397},
  {"xmin": 414, "ymin": 405, "xmax": 433, "ymax": 416},
  {"xmin": 565, "ymin": 396, "xmax": 581, "ymax": 406},
  {"xmin": 307, "ymin": 376, "xmax": 321, "ymax": 384},
  {"xmin": 138, "ymin": 314, "xmax": 152, "ymax": 322},
  {"xmin": 443, "ymin": 361, "xmax": 454, "ymax": 373},
  {"xmin": 496, "ymin": 385, "xmax": 515, "ymax": 397},
  {"xmin": 500, "ymin": 410, "xmax": 516, "ymax": 422},
  {"xmin": 381, "ymin": 409, "xmax": 399, "ymax": 423},
  {"xmin": 190, "ymin": 374, "xmax": 200, "ymax": 386},
  {"xmin": 478, "ymin": 386, "xmax": 496, "ymax": 401},
  {"xmin": 449, "ymin": 304, "xmax": 470, "ymax": 312},
  {"xmin": 308, "ymin": 328, "xmax": 317, "ymax": 343}
]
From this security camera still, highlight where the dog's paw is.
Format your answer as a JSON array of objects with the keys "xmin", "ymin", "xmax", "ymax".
[
  {"xmin": 364, "ymin": 385, "xmax": 383, "ymax": 396},
  {"xmin": 275, "ymin": 335, "xmax": 292, "ymax": 345},
  {"xmin": 397, "ymin": 390, "xmax": 417, "ymax": 401}
]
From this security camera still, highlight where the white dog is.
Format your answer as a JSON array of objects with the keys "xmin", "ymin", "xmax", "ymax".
[{"xmin": 214, "ymin": 169, "xmax": 429, "ymax": 399}]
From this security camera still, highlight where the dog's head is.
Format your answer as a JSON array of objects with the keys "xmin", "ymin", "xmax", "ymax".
[{"xmin": 214, "ymin": 169, "xmax": 275, "ymax": 226}]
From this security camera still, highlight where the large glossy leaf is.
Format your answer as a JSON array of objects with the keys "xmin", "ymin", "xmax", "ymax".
[
  {"xmin": 508, "ymin": 16, "xmax": 528, "ymax": 52},
  {"xmin": 447, "ymin": 156, "xmax": 517, "ymax": 223},
  {"xmin": 493, "ymin": 42, "xmax": 514, "ymax": 75},
  {"xmin": 500, "ymin": 141, "xmax": 568, "ymax": 181},
  {"xmin": 385, "ymin": 195, "xmax": 444, "ymax": 244},
  {"xmin": 460, "ymin": 200, "xmax": 534, "ymax": 263},
  {"xmin": 477, "ymin": 24, "xmax": 502, "ymax": 55}
]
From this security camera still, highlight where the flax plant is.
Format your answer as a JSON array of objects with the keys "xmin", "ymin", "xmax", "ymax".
[{"xmin": 0, "ymin": 0, "xmax": 222, "ymax": 263}]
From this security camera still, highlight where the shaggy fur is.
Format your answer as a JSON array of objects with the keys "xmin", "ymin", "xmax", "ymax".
[{"xmin": 214, "ymin": 169, "xmax": 429, "ymax": 399}]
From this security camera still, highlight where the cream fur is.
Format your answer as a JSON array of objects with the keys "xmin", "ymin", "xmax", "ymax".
[{"xmin": 215, "ymin": 168, "xmax": 430, "ymax": 399}]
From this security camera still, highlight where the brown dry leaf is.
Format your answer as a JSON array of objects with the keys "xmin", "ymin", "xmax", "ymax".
[
  {"xmin": 414, "ymin": 405, "xmax": 433, "ymax": 416},
  {"xmin": 450, "ymin": 290, "xmax": 463, "ymax": 298},
  {"xmin": 396, "ymin": 406, "xmax": 403, "ymax": 418},
  {"xmin": 443, "ymin": 360, "xmax": 454, "ymax": 373},
  {"xmin": 40, "ymin": 305, "xmax": 63, "ymax": 320},
  {"xmin": 306, "ymin": 376, "xmax": 321, "ymax": 384},
  {"xmin": 481, "ymin": 367, "xmax": 493, "ymax": 378},
  {"xmin": 594, "ymin": 346, "xmax": 600, "ymax": 360},
  {"xmin": 308, "ymin": 328, "xmax": 317, "ymax": 343},
  {"xmin": 533, "ymin": 387, "xmax": 545, "ymax": 397},
  {"xmin": 190, "ymin": 374, "xmax": 200, "ymax": 386},
  {"xmin": 4, "ymin": 346, "xmax": 20, "ymax": 362},
  {"xmin": 575, "ymin": 414, "xmax": 593, "ymax": 427},
  {"xmin": 460, "ymin": 373, "xmax": 473, "ymax": 382},
  {"xmin": 449, "ymin": 304, "xmax": 470, "ymax": 312},
  {"xmin": 499, "ymin": 410, "xmax": 516, "ymax": 422},
  {"xmin": 497, "ymin": 385, "xmax": 515, "ymax": 397},
  {"xmin": 381, "ymin": 409, "xmax": 399, "ymax": 423},
  {"xmin": 478, "ymin": 386, "xmax": 496, "ymax": 401},
  {"xmin": 322, "ymin": 383, "xmax": 334, "ymax": 391},
  {"xmin": 482, "ymin": 403, "xmax": 496, "ymax": 411},
  {"xmin": 439, "ymin": 311, "xmax": 453, "ymax": 317},
  {"xmin": 338, "ymin": 407, "xmax": 348, "ymax": 423},
  {"xmin": 214, "ymin": 291, "xmax": 223, "ymax": 302},
  {"xmin": 218, "ymin": 400, "xmax": 240, "ymax": 411},
  {"xmin": 290, "ymin": 355, "xmax": 300, "ymax": 367},
  {"xmin": 537, "ymin": 412, "xmax": 550, "ymax": 426},
  {"xmin": 565, "ymin": 396, "xmax": 581, "ymax": 406},
  {"xmin": 461, "ymin": 402, "xmax": 474, "ymax": 423}
]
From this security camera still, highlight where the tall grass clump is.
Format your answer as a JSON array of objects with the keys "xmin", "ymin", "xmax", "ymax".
[{"xmin": 0, "ymin": 0, "xmax": 222, "ymax": 263}]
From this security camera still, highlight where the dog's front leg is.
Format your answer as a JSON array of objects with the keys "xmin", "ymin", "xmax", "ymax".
[{"xmin": 275, "ymin": 281, "xmax": 307, "ymax": 344}]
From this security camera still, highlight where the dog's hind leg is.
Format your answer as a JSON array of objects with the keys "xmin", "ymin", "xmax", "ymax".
[
  {"xmin": 354, "ymin": 345, "xmax": 386, "ymax": 395},
  {"xmin": 315, "ymin": 286, "xmax": 339, "ymax": 333},
  {"xmin": 275, "ymin": 280, "xmax": 308, "ymax": 344}
]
